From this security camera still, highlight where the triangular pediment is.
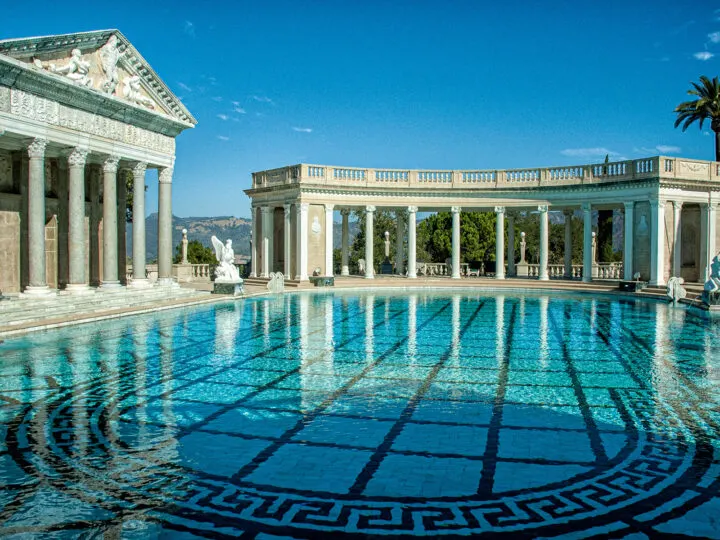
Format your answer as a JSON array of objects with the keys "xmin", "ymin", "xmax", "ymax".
[{"xmin": 0, "ymin": 29, "xmax": 196, "ymax": 128}]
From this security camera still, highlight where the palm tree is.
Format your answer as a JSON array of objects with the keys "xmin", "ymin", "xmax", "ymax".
[{"xmin": 674, "ymin": 75, "xmax": 720, "ymax": 162}]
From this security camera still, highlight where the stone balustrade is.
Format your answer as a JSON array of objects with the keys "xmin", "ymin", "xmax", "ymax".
[{"xmin": 251, "ymin": 156, "xmax": 720, "ymax": 189}]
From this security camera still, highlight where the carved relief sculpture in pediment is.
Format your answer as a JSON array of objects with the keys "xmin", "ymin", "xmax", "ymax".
[
  {"xmin": 122, "ymin": 76, "xmax": 155, "ymax": 109},
  {"xmin": 34, "ymin": 49, "xmax": 92, "ymax": 88},
  {"xmin": 98, "ymin": 35, "xmax": 120, "ymax": 95}
]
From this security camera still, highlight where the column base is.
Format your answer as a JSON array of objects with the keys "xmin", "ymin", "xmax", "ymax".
[
  {"xmin": 64, "ymin": 283, "xmax": 95, "ymax": 295},
  {"xmin": 408, "ymin": 273, "xmax": 417, "ymax": 279},
  {"xmin": 538, "ymin": 275, "xmax": 549, "ymax": 281},
  {"xmin": 582, "ymin": 277, "xmax": 592, "ymax": 283},
  {"xmin": 452, "ymin": 275, "xmax": 461, "ymax": 279},
  {"xmin": 129, "ymin": 278, "xmax": 153, "ymax": 289},
  {"xmin": 496, "ymin": 274, "xmax": 506, "ymax": 280},
  {"xmin": 21, "ymin": 286, "xmax": 56, "ymax": 297},
  {"xmin": 249, "ymin": 272, "xmax": 257, "ymax": 278},
  {"xmin": 101, "ymin": 281, "xmax": 122, "ymax": 289},
  {"xmin": 365, "ymin": 274, "xmax": 375, "ymax": 279},
  {"xmin": 156, "ymin": 277, "xmax": 179, "ymax": 288},
  {"xmin": 341, "ymin": 267, "xmax": 349, "ymax": 276}
]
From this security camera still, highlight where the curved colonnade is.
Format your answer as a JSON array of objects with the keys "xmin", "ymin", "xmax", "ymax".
[{"xmin": 246, "ymin": 157, "xmax": 720, "ymax": 286}]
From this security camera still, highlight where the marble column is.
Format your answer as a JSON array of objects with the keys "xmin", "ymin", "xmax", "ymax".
[
  {"xmin": 157, "ymin": 167, "xmax": 173, "ymax": 285},
  {"xmin": 395, "ymin": 210, "xmax": 405, "ymax": 275},
  {"xmin": 261, "ymin": 206, "xmax": 273, "ymax": 277},
  {"xmin": 250, "ymin": 206, "xmax": 258, "ymax": 278},
  {"xmin": 649, "ymin": 198, "xmax": 666, "ymax": 286},
  {"xmin": 495, "ymin": 206, "xmax": 505, "ymax": 279},
  {"xmin": 325, "ymin": 204, "xmax": 334, "ymax": 276},
  {"xmin": 66, "ymin": 148, "xmax": 89, "ymax": 293},
  {"xmin": 507, "ymin": 211, "xmax": 515, "ymax": 277},
  {"xmin": 563, "ymin": 209, "xmax": 573, "ymax": 279},
  {"xmin": 407, "ymin": 206, "xmax": 417, "ymax": 278},
  {"xmin": 340, "ymin": 209, "xmax": 350, "ymax": 276},
  {"xmin": 283, "ymin": 203, "xmax": 292, "ymax": 277},
  {"xmin": 582, "ymin": 203, "xmax": 593, "ymax": 283},
  {"xmin": 672, "ymin": 201, "xmax": 683, "ymax": 278},
  {"xmin": 538, "ymin": 205, "xmax": 549, "ymax": 281},
  {"xmin": 101, "ymin": 156, "xmax": 121, "ymax": 288},
  {"xmin": 623, "ymin": 202, "xmax": 634, "ymax": 281},
  {"xmin": 130, "ymin": 162, "xmax": 150, "ymax": 288},
  {"xmin": 451, "ymin": 206, "xmax": 461, "ymax": 279},
  {"xmin": 702, "ymin": 201, "xmax": 718, "ymax": 282},
  {"xmin": 25, "ymin": 138, "xmax": 52, "ymax": 295},
  {"xmin": 364, "ymin": 206, "xmax": 375, "ymax": 279},
  {"xmin": 296, "ymin": 203, "xmax": 309, "ymax": 281}
]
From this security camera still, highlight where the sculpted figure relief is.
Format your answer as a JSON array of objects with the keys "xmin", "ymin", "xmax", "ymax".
[
  {"xmin": 666, "ymin": 276, "xmax": 687, "ymax": 303},
  {"xmin": 98, "ymin": 35, "xmax": 120, "ymax": 94},
  {"xmin": 35, "ymin": 49, "xmax": 92, "ymax": 87},
  {"xmin": 211, "ymin": 236, "xmax": 241, "ymax": 282},
  {"xmin": 123, "ymin": 76, "xmax": 155, "ymax": 109}
]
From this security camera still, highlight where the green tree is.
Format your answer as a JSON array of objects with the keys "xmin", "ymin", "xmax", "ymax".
[
  {"xmin": 174, "ymin": 240, "xmax": 216, "ymax": 264},
  {"xmin": 674, "ymin": 75, "xmax": 720, "ymax": 161},
  {"xmin": 417, "ymin": 212, "xmax": 496, "ymax": 263}
]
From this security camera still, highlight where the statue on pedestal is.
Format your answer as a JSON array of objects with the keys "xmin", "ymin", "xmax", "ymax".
[
  {"xmin": 666, "ymin": 276, "xmax": 687, "ymax": 303},
  {"xmin": 381, "ymin": 231, "xmax": 393, "ymax": 274},
  {"xmin": 702, "ymin": 255, "xmax": 720, "ymax": 306},
  {"xmin": 211, "ymin": 236, "xmax": 241, "ymax": 282}
]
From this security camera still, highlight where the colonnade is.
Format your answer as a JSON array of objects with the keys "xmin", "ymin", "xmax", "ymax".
[
  {"xmin": 251, "ymin": 197, "xmax": 718, "ymax": 286},
  {"xmin": 21, "ymin": 137, "xmax": 173, "ymax": 296}
]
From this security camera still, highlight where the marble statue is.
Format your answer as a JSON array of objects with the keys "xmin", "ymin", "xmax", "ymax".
[
  {"xmin": 123, "ymin": 76, "xmax": 155, "ymax": 109},
  {"xmin": 211, "ymin": 236, "xmax": 241, "ymax": 282},
  {"xmin": 384, "ymin": 231, "xmax": 391, "ymax": 259},
  {"xmin": 98, "ymin": 35, "xmax": 120, "ymax": 94},
  {"xmin": 36, "ymin": 49, "xmax": 92, "ymax": 87},
  {"xmin": 666, "ymin": 276, "xmax": 687, "ymax": 303},
  {"xmin": 267, "ymin": 272, "xmax": 285, "ymax": 293},
  {"xmin": 702, "ymin": 255, "xmax": 720, "ymax": 305}
]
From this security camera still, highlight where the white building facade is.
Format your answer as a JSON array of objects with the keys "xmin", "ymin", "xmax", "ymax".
[
  {"xmin": 0, "ymin": 30, "xmax": 196, "ymax": 295},
  {"xmin": 246, "ymin": 159, "xmax": 720, "ymax": 286}
]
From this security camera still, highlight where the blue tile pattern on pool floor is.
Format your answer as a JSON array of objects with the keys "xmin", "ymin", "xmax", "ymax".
[{"xmin": 0, "ymin": 290, "xmax": 719, "ymax": 538}]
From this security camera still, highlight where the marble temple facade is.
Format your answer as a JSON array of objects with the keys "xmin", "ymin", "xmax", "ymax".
[{"xmin": 0, "ymin": 30, "xmax": 195, "ymax": 295}]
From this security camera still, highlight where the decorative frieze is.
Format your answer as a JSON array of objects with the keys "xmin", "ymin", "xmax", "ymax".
[{"xmin": 6, "ymin": 87, "xmax": 175, "ymax": 155}]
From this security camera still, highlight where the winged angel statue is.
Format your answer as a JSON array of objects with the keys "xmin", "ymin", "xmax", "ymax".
[{"xmin": 211, "ymin": 236, "xmax": 241, "ymax": 282}]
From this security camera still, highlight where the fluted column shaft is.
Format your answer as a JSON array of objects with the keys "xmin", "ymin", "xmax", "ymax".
[
  {"xmin": 395, "ymin": 210, "xmax": 405, "ymax": 275},
  {"xmin": 495, "ymin": 207, "xmax": 505, "ymax": 279},
  {"xmin": 157, "ymin": 167, "xmax": 173, "ymax": 283},
  {"xmin": 582, "ymin": 203, "xmax": 593, "ymax": 283},
  {"xmin": 563, "ymin": 209, "xmax": 573, "ymax": 279},
  {"xmin": 623, "ymin": 202, "xmax": 634, "ymax": 281},
  {"xmin": 407, "ymin": 206, "xmax": 417, "ymax": 278},
  {"xmin": 365, "ymin": 206, "xmax": 375, "ymax": 279},
  {"xmin": 325, "ymin": 204, "xmax": 334, "ymax": 276},
  {"xmin": 283, "ymin": 204, "xmax": 292, "ymax": 277},
  {"xmin": 101, "ymin": 156, "xmax": 121, "ymax": 287},
  {"xmin": 250, "ymin": 206, "xmax": 258, "ymax": 278},
  {"xmin": 649, "ymin": 199, "xmax": 666, "ymax": 286},
  {"xmin": 341, "ymin": 209, "xmax": 350, "ymax": 276},
  {"xmin": 701, "ymin": 202, "xmax": 717, "ymax": 282},
  {"xmin": 296, "ymin": 203, "xmax": 309, "ymax": 281},
  {"xmin": 672, "ymin": 201, "xmax": 683, "ymax": 278},
  {"xmin": 26, "ymin": 138, "xmax": 50, "ymax": 293},
  {"xmin": 261, "ymin": 206, "xmax": 273, "ymax": 277},
  {"xmin": 538, "ymin": 205, "xmax": 549, "ymax": 281},
  {"xmin": 451, "ymin": 206, "xmax": 461, "ymax": 279},
  {"xmin": 67, "ymin": 148, "xmax": 89, "ymax": 290},
  {"xmin": 131, "ymin": 162, "xmax": 148, "ymax": 285},
  {"xmin": 507, "ymin": 212, "xmax": 515, "ymax": 277}
]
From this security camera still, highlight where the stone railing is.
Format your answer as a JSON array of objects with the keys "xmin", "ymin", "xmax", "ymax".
[
  {"xmin": 251, "ymin": 157, "xmax": 720, "ymax": 190},
  {"xmin": 191, "ymin": 264, "xmax": 213, "ymax": 280},
  {"xmin": 416, "ymin": 262, "xmax": 470, "ymax": 276},
  {"xmin": 522, "ymin": 263, "xmax": 622, "ymax": 280}
]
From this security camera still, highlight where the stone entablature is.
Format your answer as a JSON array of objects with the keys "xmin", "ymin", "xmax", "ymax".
[
  {"xmin": 251, "ymin": 157, "xmax": 720, "ymax": 191},
  {"xmin": 0, "ymin": 87, "xmax": 175, "ymax": 157}
]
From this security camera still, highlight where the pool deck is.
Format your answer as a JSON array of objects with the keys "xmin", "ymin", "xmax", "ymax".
[{"xmin": 0, "ymin": 277, "xmax": 708, "ymax": 338}]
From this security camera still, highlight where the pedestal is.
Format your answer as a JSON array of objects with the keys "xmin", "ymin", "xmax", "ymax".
[
  {"xmin": 380, "ymin": 258, "xmax": 393, "ymax": 275},
  {"xmin": 213, "ymin": 280, "xmax": 244, "ymax": 296},
  {"xmin": 516, "ymin": 263, "xmax": 529, "ymax": 278}
]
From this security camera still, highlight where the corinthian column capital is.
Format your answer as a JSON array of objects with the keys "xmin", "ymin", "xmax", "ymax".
[
  {"xmin": 158, "ymin": 167, "xmax": 173, "ymax": 184},
  {"xmin": 67, "ymin": 148, "xmax": 89, "ymax": 169},
  {"xmin": 132, "ymin": 161, "xmax": 147, "ymax": 178},
  {"xmin": 103, "ymin": 155, "xmax": 120, "ymax": 173},
  {"xmin": 27, "ymin": 138, "xmax": 47, "ymax": 159}
]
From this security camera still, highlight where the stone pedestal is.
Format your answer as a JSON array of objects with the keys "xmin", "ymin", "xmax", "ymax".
[
  {"xmin": 380, "ymin": 258, "xmax": 393, "ymax": 275},
  {"xmin": 173, "ymin": 263, "xmax": 193, "ymax": 283},
  {"xmin": 516, "ymin": 263, "xmax": 529, "ymax": 277},
  {"xmin": 213, "ymin": 279, "xmax": 244, "ymax": 296}
]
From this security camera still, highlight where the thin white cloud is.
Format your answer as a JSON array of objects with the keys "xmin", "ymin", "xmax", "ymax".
[
  {"xmin": 177, "ymin": 82, "xmax": 192, "ymax": 93},
  {"xmin": 217, "ymin": 114, "xmax": 229, "ymax": 121},
  {"xmin": 560, "ymin": 147, "xmax": 616, "ymax": 158},
  {"xmin": 233, "ymin": 106, "xmax": 246, "ymax": 114},
  {"xmin": 694, "ymin": 51, "xmax": 714, "ymax": 60},
  {"xmin": 655, "ymin": 145, "xmax": 681, "ymax": 154},
  {"xmin": 252, "ymin": 95, "xmax": 274, "ymax": 104},
  {"xmin": 217, "ymin": 135, "xmax": 230, "ymax": 141},
  {"xmin": 292, "ymin": 127, "xmax": 313, "ymax": 133},
  {"xmin": 184, "ymin": 21, "xmax": 195, "ymax": 38},
  {"xmin": 709, "ymin": 31, "xmax": 720, "ymax": 43},
  {"xmin": 211, "ymin": 96, "xmax": 223, "ymax": 102}
]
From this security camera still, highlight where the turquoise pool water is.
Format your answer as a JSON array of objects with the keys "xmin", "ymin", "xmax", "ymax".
[{"xmin": 0, "ymin": 291, "xmax": 718, "ymax": 538}]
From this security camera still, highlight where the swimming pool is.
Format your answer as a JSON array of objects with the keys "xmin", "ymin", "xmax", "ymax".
[{"xmin": 0, "ymin": 291, "xmax": 718, "ymax": 538}]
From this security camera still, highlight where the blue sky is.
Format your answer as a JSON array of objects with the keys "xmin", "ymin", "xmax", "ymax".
[{"xmin": 5, "ymin": 1, "xmax": 720, "ymax": 218}]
